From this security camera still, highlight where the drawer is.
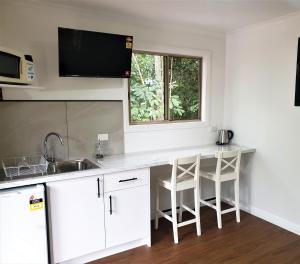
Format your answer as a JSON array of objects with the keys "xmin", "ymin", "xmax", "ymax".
[{"xmin": 104, "ymin": 168, "xmax": 149, "ymax": 192}]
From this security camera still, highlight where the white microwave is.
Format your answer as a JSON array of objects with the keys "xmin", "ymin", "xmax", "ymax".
[{"xmin": 0, "ymin": 47, "xmax": 35, "ymax": 85}]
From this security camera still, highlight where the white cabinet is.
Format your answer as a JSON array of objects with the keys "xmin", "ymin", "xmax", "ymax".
[
  {"xmin": 104, "ymin": 185, "xmax": 150, "ymax": 248},
  {"xmin": 47, "ymin": 175, "xmax": 105, "ymax": 263},
  {"xmin": 47, "ymin": 168, "xmax": 150, "ymax": 263}
]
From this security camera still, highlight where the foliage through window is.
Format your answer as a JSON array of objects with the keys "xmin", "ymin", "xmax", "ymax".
[{"xmin": 129, "ymin": 51, "xmax": 202, "ymax": 124}]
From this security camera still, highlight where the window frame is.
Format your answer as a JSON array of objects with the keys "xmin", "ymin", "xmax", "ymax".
[{"xmin": 128, "ymin": 50, "xmax": 203, "ymax": 125}]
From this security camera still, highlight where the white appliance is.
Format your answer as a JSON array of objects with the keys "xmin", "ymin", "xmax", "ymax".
[
  {"xmin": 0, "ymin": 46, "xmax": 35, "ymax": 85},
  {"xmin": 0, "ymin": 184, "xmax": 48, "ymax": 264}
]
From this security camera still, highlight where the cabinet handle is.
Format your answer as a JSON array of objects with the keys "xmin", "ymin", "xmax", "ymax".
[
  {"xmin": 119, "ymin": 177, "xmax": 138, "ymax": 183},
  {"xmin": 109, "ymin": 195, "xmax": 112, "ymax": 215},
  {"xmin": 97, "ymin": 178, "xmax": 100, "ymax": 198}
]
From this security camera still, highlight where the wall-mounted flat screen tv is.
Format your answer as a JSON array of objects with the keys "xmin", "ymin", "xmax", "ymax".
[
  {"xmin": 295, "ymin": 38, "xmax": 300, "ymax": 106},
  {"xmin": 58, "ymin": 27, "xmax": 133, "ymax": 78}
]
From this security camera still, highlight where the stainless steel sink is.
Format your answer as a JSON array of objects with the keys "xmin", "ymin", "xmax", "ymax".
[{"xmin": 47, "ymin": 159, "xmax": 99, "ymax": 174}]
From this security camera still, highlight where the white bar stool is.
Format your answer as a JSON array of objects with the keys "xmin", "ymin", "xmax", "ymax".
[
  {"xmin": 200, "ymin": 150, "xmax": 241, "ymax": 229},
  {"xmin": 155, "ymin": 155, "xmax": 201, "ymax": 244}
]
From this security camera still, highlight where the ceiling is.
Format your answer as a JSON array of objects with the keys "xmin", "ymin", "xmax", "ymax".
[{"xmin": 35, "ymin": 0, "xmax": 300, "ymax": 33}]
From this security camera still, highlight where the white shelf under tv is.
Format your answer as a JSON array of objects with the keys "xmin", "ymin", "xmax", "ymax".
[{"xmin": 0, "ymin": 83, "xmax": 45, "ymax": 90}]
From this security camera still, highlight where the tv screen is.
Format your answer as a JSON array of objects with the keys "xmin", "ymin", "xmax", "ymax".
[
  {"xmin": 58, "ymin": 27, "xmax": 133, "ymax": 78},
  {"xmin": 295, "ymin": 38, "xmax": 300, "ymax": 106}
]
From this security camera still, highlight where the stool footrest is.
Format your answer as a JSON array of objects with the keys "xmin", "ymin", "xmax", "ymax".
[
  {"xmin": 157, "ymin": 210, "xmax": 173, "ymax": 223},
  {"xmin": 182, "ymin": 204, "xmax": 196, "ymax": 216},
  {"xmin": 200, "ymin": 199, "xmax": 217, "ymax": 210},
  {"xmin": 157, "ymin": 208, "xmax": 198, "ymax": 228},
  {"xmin": 178, "ymin": 218, "xmax": 196, "ymax": 227},
  {"xmin": 221, "ymin": 207, "xmax": 236, "ymax": 214}
]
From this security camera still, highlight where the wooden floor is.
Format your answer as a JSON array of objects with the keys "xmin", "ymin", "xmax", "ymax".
[{"xmin": 90, "ymin": 206, "xmax": 300, "ymax": 264}]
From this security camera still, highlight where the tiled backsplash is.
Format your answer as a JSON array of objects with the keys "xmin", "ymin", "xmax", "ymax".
[{"xmin": 0, "ymin": 101, "xmax": 124, "ymax": 162}]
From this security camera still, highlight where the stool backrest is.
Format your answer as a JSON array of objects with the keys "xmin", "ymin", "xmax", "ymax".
[
  {"xmin": 215, "ymin": 150, "xmax": 241, "ymax": 178},
  {"xmin": 169, "ymin": 155, "xmax": 201, "ymax": 185}
]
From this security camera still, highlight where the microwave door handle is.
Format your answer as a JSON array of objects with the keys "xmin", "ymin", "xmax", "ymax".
[{"xmin": 20, "ymin": 59, "xmax": 22, "ymax": 75}]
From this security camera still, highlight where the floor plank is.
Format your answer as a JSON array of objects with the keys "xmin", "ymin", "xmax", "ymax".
[{"xmin": 89, "ymin": 207, "xmax": 300, "ymax": 264}]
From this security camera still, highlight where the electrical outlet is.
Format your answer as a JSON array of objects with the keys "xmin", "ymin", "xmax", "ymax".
[{"xmin": 97, "ymin": 133, "xmax": 109, "ymax": 141}]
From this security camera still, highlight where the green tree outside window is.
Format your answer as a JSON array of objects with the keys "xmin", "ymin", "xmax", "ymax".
[{"xmin": 129, "ymin": 52, "xmax": 202, "ymax": 123}]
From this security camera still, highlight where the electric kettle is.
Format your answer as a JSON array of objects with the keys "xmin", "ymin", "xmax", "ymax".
[{"xmin": 216, "ymin": 129, "xmax": 234, "ymax": 145}]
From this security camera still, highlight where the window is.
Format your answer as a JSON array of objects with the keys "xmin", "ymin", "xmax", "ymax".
[{"xmin": 129, "ymin": 51, "xmax": 202, "ymax": 124}]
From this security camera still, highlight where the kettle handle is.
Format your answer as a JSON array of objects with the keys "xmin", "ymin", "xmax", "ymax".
[{"xmin": 228, "ymin": 130, "xmax": 234, "ymax": 140}]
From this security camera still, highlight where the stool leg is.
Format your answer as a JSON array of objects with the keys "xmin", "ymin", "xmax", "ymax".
[
  {"xmin": 171, "ymin": 189, "xmax": 178, "ymax": 244},
  {"xmin": 199, "ymin": 176, "xmax": 202, "ymax": 207},
  {"xmin": 179, "ymin": 191, "xmax": 183, "ymax": 222},
  {"xmin": 194, "ymin": 187, "xmax": 201, "ymax": 236},
  {"xmin": 234, "ymin": 179, "xmax": 240, "ymax": 223},
  {"xmin": 215, "ymin": 181, "xmax": 222, "ymax": 229},
  {"xmin": 155, "ymin": 184, "xmax": 159, "ymax": 230}
]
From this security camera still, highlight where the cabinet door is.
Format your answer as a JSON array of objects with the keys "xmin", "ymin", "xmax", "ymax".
[
  {"xmin": 47, "ymin": 176, "xmax": 105, "ymax": 263},
  {"xmin": 105, "ymin": 185, "xmax": 150, "ymax": 248}
]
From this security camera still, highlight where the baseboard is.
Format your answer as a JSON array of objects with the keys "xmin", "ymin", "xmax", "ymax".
[
  {"xmin": 60, "ymin": 237, "xmax": 150, "ymax": 264},
  {"xmin": 241, "ymin": 204, "xmax": 300, "ymax": 236},
  {"xmin": 222, "ymin": 197, "xmax": 300, "ymax": 236}
]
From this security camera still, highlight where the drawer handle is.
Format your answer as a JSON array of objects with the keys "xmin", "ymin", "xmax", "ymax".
[
  {"xmin": 109, "ymin": 195, "xmax": 112, "ymax": 215},
  {"xmin": 118, "ymin": 177, "xmax": 138, "ymax": 183},
  {"xmin": 97, "ymin": 178, "xmax": 101, "ymax": 198}
]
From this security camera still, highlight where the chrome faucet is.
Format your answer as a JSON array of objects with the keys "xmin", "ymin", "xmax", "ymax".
[{"xmin": 44, "ymin": 132, "xmax": 64, "ymax": 162}]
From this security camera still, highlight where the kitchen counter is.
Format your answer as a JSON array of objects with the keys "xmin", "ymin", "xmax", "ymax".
[{"xmin": 0, "ymin": 144, "xmax": 255, "ymax": 190}]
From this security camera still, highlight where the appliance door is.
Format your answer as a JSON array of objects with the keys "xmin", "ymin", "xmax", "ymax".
[
  {"xmin": 0, "ymin": 184, "xmax": 48, "ymax": 264},
  {"xmin": 0, "ymin": 51, "xmax": 20, "ymax": 79}
]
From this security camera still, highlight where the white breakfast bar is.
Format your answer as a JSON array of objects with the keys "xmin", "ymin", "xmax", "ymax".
[{"xmin": 0, "ymin": 144, "xmax": 255, "ymax": 264}]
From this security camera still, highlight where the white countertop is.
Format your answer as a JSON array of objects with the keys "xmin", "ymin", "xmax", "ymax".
[{"xmin": 0, "ymin": 144, "xmax": 255, "ymax": 190}]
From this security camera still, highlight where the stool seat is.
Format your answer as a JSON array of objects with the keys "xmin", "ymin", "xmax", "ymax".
[
  {"xmin": 200, "ymin": 167, "xmax": 238, "ymax": 182},
  {"xmin": 158, "ymin": 175, "xmax": 196, "ymax": 191}
]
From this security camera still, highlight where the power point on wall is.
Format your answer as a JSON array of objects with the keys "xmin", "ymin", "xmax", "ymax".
[{"xmin": 97, "ymin": 133, "xmax": 109, "ymax": 141}]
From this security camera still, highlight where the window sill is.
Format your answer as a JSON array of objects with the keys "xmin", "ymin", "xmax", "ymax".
[{"xmin": 124, "ymin": 120, "xmax": 209, "ymax": 133}]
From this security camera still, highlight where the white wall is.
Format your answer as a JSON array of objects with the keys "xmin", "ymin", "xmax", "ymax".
[
  {"xmin": 0, "ymin": 6, "xmax": 3, "ymax": 43},
  {"xmin": 224, "ymin": 13, "xmax": 300, "ymax": 233},
  {"xmin": 0, "ymin": 0, "xmax": 225, "ymax": 153}
]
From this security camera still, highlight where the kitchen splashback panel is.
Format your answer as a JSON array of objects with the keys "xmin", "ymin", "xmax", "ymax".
[
  {"xmin": 67, "ymin": 101, "xmax": 124, "ymax": 159},
  {"xmin": 0, "ymin": 101, "xmax": 124, "ymax": 162}
]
